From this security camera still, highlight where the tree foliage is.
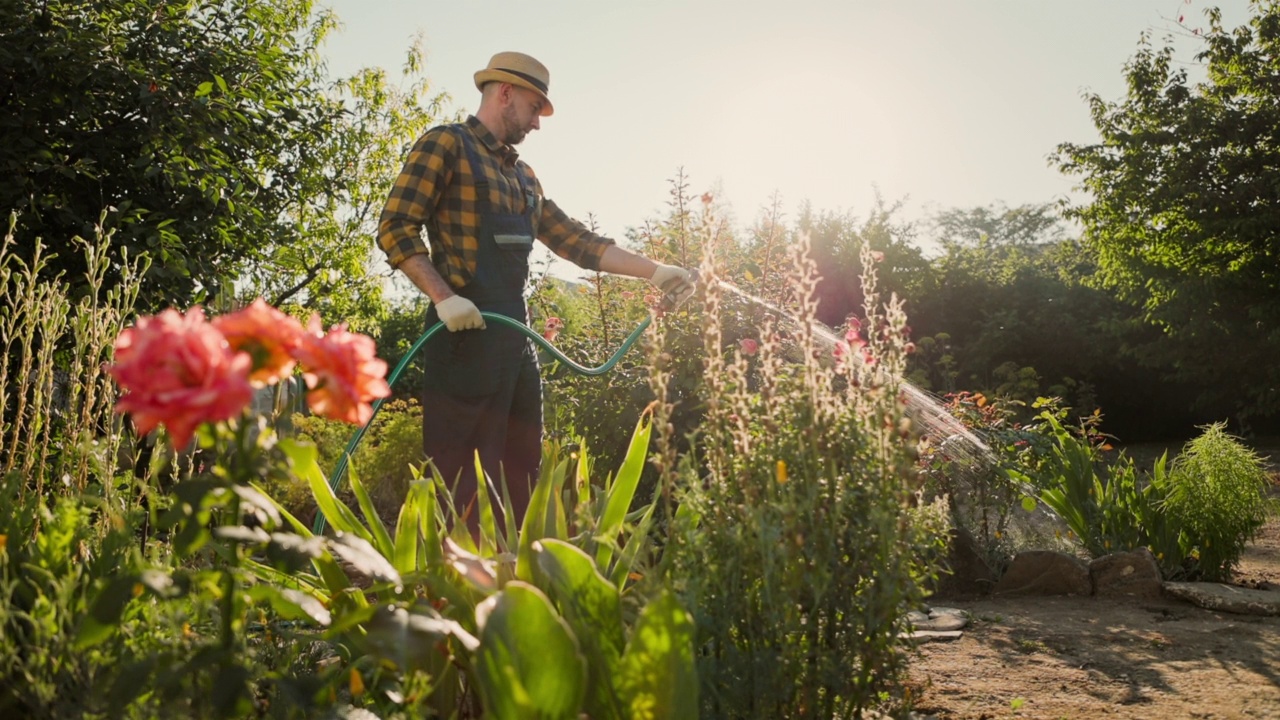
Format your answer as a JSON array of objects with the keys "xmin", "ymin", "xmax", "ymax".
[
  {"xmin": 0, "ymin": 0, "xmax": 348, "ymax": 308},
  {"xmin": 1054, "ymin": 2, "xmax": 1280, "ymax": 419},
  {"xmin": 236, "ymin": 41, "xmax": 453, "ymax": 332}
]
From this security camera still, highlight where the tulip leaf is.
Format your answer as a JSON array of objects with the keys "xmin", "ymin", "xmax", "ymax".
[
  {"xmin": 596, "ymin": 413, "xmax": 652, "ymax": 572},
  {"xmin": 346, "ymin": 460, "xmax": 394, "ymax": 559},
  {"xmin": 329, "ymin": 532, "xmax": 401, "ymax": 587},
  {"xmin": 473, "ymin": 582, "xmax": 586, "ymax": 719},
  {"xmin": 533, "ymin": 540, "xmax": 626, "ymax": 718},
  {"xmin": 282, "ymin": 438, "xmax": 371, "ymax": 544},
  {"xmin": 616, "ymin": 590, "xmax": 698, "ymax": 719}
]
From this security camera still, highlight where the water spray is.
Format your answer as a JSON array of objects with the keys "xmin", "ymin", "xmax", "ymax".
[{"xmin": 712, "ymin": 278, "xmax": 992, "ymax": 461}]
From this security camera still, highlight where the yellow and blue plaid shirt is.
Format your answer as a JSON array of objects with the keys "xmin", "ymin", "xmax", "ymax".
[{"xmin": 377, "ymin": 116, "xmax": 614, "ymax": 288}]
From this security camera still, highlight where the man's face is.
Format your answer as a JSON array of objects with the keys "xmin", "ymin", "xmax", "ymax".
[{"xmin": 500, "ymin": 86, "xmax": 544, "ymax": 145}]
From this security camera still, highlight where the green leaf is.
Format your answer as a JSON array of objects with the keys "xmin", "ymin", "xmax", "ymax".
[
  {"xmin": 214, "ymin": 74, "xmax": 228, "ymax": 94},
  {"xmin": 246, "ymin": 584, "xmax": 332, "ymax": 626},
  {"xmin": 473, "ymin": 451, "xmax": 500, "ymax": 555},
  {"xmin": 616, "ymin": 590, "xmax": 698, "ymax": 719},
  {"xmin": 362, "ymin": 604, "xmax": 478, "ymax": 674},
  {"xmin": 418, "ymin": 473, "xmax": 444, "ymax": 571},
  {"xmin": 348, "ymin": 461, "xmax": 395, "ymax": 559},
  {"xmin": 195, "ymin": 81, "xmax": 213, "ymax": 97},
  {"xmin": 517, "ymin": 456, "xmax": 568, "ymax": 583},
  {"xmin": 533, "ymin": 540, "xmax": 624, "ymax": 651},
  {"xmin": 473, "ymin": 582, "xmax": 587, "ymax": 719},
  {"xmin": 533, "ymin": 540, "xmax": 626, "ymax": 718},
  {"xmin": 329, "ymin": 532, "xmax": 401, "ymax": 587},
  {"xmin": 282, "ymin": 439, "xmax": 372, "ymax": 544},
  {"xmin": 1021, "ymin": 496, "xmax": 1038, "ymax": 513},
  {"xmin": 75, "ymin": 575, "xmax": 139, "ymax": 649},
  {"xmin": 595, "ymin": 414, "xmax": 652, "ymax": 571},
  {"xmin": 393, "ymin": 480, "xmax": 421, "ymax": 574}
]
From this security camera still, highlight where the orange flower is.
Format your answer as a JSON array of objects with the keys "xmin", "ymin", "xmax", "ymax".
[
  {"xmin": 292, "ymin": 316, "xmax": 390, "ymax": 425},
  {"xmin": 108, "ymin": 307, "xmax": 253, "ymax": 448},
  {"xmin": 211, "ymin": 298, "xmax": 304, "ymax": 387}
]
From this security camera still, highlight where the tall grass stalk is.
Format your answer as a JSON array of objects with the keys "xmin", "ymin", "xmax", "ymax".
[{"xmin": 0, "ymin": 212, "xmax": 148, "ymax": 505}]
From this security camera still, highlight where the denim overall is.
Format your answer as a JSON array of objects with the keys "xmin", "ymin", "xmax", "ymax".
[{"xmin": 420, "ymin": 124, "xmax": 542, "ymax": 532}]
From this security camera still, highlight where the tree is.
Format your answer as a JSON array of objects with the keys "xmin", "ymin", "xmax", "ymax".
[
  {"xmin": 797, "ymin": 196, "xmax": 934, "ymax": 328},
  {"xmin": 234, "ymin": 40, "xmax": 453, "ymax": 332},
  {"xmin": 1054, "ymin": 2, "xmax": 1280, "ymax": 420},
  {"xmin": 0, "ymin": 0, "xmax": 341, "ymax": 308}
]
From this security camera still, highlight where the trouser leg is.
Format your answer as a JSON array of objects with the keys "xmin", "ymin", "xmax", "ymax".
[
  {"xmin": 502, "ymin": 357, "xmax": 543, "ymax": 530},
  {"xmin": 421, "ymin": 384, "xmax": 510, "ymax": 538}
]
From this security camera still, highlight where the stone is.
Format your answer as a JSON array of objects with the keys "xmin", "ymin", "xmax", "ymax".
[
  {"xmin": 934, "ymin": 526, "xmax": 996, "ymax": 598},
  {"xmin": 993, "ymin": 550, "xmax": 1092, "ymax": 597},
  {"xmin": 1090, "ymin": 548, "xmax": 1163, "ymax": 599},
  {"xmin": 906, "ymin": 606, "xmax": 970, "ymax": 631},
  {"xmin": 909, "ymin": 630, "xmax": 964, "ymax": 643},
  {"xmin": 1163, "ymin": 582, "xmax": 1280, "ymax": 616}
]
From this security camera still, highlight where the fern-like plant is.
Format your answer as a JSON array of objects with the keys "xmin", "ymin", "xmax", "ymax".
[{"xmin": 1164, "ymin": 423, "xmax": 1274, "ymax": 581}]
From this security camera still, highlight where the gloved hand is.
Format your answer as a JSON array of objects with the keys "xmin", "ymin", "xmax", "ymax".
[
  {"xmin": 435, "ymin": 295, "xmax": 486, "ymax": 332},
  {"xmin": 649, "ymin": 263, "xmax": 696, "ymax": 308}
]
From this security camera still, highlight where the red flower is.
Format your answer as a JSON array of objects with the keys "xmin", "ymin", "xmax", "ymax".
[
  {"xmin": 292, "ymin": 316, "xmax": 390, "ymax": 425},
  {"xmin": 211, "ymin": 298, "xmax": 304, "ymax": 387},
  {"xmin": 542, "ymin": 316, "xmax": 564, "ymax": 343},
  {"xmin": 739, "ymin": 337, "xmax": 759, "ymax": 356},
  {"xmin": 108, "ymin": 307, "xmax": 253, "ymax": 448}
]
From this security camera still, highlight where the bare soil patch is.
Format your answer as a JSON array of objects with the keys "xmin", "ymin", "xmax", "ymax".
[{"xmin": 907, "ymin": 478, "xmax": 1280, "ymax": 719}]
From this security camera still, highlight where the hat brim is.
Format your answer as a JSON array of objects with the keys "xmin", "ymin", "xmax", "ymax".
[{"xmin": 474, "ymin": 70, "xmax": 554, "ymax": 116}]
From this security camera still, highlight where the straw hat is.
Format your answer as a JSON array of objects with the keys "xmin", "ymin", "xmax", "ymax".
[{"xmin": 474, "ymin": 51, "xmax": 554, "ymax": 116}]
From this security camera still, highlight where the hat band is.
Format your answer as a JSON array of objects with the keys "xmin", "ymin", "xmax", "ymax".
[{"xmin": 497, "ymin": 68, "xmax": 548, "ymax": 94}]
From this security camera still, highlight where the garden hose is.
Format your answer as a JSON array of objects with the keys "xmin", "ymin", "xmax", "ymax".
[{"xmin": 311, "ymin": 309, "xmax": 658, "ymax": 535}]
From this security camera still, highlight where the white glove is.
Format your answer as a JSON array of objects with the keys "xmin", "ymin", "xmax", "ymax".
[
  {"xmin": 649, "ymin": 264, "xmax": 696, "ymax": 308},
  {"xmin": 435, "ymin": 295, "xmax": 485, "ymax": 332}
]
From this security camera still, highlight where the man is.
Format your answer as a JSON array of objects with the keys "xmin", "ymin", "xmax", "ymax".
[{"xmin": 377, "ymin": 51, "xmax": 695, "ymax": 533}]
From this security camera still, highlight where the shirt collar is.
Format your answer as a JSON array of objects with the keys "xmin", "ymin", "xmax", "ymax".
[{"xmin": 465, "ymin": 115, "xmax": 519, "ymax": 165}]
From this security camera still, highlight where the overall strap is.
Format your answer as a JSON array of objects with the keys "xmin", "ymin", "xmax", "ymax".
[{"xmin": 454, "ymin": 123, "xmax": 490, "ymax": 210}]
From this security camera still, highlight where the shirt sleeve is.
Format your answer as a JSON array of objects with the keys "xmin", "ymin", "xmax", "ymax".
[
  {"xmin": 376, "ymin": 128, "xmax": 457, "ymax": 268},
  {"xmin": 536, "ymin": 196, "xmax": 616, "ymax": 270}
]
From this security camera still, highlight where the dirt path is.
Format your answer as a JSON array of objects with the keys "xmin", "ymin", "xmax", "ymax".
[{"xmin": 907, "ymin": 517, "xmax": 1280, "ymax": 719}]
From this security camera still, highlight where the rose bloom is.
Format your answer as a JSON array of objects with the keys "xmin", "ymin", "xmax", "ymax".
[
  {"xmin": 109, "ymin": 307, "xmax": 254, "ymax": 448},
  {"xmin": 739, "ymin": 337, "xmax": 759, "ymax": 356},
  {"xmin": 292, "ymin": 316, "xmax": 390, "ymax": 425},
  {"xmin": 211, "ymin": 298, "xmax": 304, "ymax": 387},
  {"xmin": 542, "ymin": 316, "xmax": 564, "ymax": 343}
]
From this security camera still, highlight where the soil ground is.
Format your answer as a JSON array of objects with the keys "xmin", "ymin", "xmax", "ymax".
[{"xmin": 907, "ymin": 451, "xmax": 1280, "ymax": 720}]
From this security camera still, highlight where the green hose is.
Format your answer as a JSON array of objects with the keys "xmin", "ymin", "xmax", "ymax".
[{"xmin": 311, "ymin": 310, "xmax": 654, "ymax": 534}]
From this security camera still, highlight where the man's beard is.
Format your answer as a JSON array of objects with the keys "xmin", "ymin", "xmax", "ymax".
[{"xmin": 501, "ymin": 105, "xmax": 528, "ymax": 145}]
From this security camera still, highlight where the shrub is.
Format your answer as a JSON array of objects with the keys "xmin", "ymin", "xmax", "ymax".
[
  {"xmin": 1017, "ymin": 416, "xmax": 1275, "ymax": 582},
  {"xmin": 1164, "ymin": 423, "xmax": 1275, "ymax": 581},
  {"xmin": 662, "ymin": 232, "xmax": 947, "ymax": 717}
]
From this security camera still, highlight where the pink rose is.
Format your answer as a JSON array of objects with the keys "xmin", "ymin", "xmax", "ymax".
[
  {"xmin": 211, "ymin": 298, "xmax": 304, "ymax": 387},
  {"xmin": 109, "ymin": 307, "xmax": 253, "ymax": 448},
  {"xmin": 292, "ymin": 316, "xmax": 390, "ymax": 425}
]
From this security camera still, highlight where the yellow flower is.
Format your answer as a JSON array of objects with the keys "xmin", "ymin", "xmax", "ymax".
[
  {"xmin": 776, "ymin": 460, "xmax": 788, "ymax": 484},
  {"xmin": 350, "ymin": 668, "xmax": 365, "ymax": 698}
]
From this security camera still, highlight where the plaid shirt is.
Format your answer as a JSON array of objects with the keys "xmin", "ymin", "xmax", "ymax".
[{"xmin": 377, "ymin": 116, "xmax": 615, "ymax": 288}]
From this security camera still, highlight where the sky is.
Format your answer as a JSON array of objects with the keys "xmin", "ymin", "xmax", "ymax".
[{"xmin": 318, "ymin": 0, "xmax": 1253, "ymax": 274}]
